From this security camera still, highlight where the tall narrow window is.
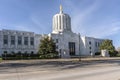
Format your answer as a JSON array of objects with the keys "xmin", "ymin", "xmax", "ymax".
[
  {"xmin": 56, "ymin": 16, "xmax": 58, "ymax": 29},
  {"xmin": 65, "ymin": 16, "xmax": 67, "ymax": 29},
  {"xmin": 18, "ymin": 36, "xmax": 22, "ymax": 45},
  {"xmin": 24, "ymin": 37, "xmax": 28, "ymax": 45},
  {"xmin": 59, "ymin": 16, "xmax": 61, "ymax": 29},
  {"xmin": 98, "ymin": 42, "xmax": 100, "ymax": 47},
  {"xmin": 56, "ymin": 45, "xmax": 58, "ymax": 49},
  {"xmin": 30, "ymin": 37, "xmax": 34, "ymax": 45},
  {"xmin": 11, "ymin": 36, "xmax": 15, "ymax": 45},
  {"xmin": 89, "ymin": 41, "xmax": 91, "ymax": 45},
  {"xmin": 3, "ymin": 35, "xmax": 8, "ymax": 45},
  {"xmin": 56, "ymin": 39, "xmax": 58, "ymax": 43},
  {"xmin": 89, "ymin": 47, "xmax": 91, "ymax": 49},
  {"xmin": 95, "ymin": 42, "xmax": 97, "ymax": 47}
]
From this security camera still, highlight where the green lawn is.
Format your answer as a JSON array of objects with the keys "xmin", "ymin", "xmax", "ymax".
[{"xmin": 0, "ymin": 58, "xmax": 2, "ymax": 62}]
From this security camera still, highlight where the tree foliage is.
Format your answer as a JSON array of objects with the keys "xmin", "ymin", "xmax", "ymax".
[
  {"xmin": 99, "ymin": 39, "xmax": 116, "ymax": 56},
  {"xmin": 38, "ymin": 36, "xmax": 58, "ymax": 58},
  {"xmin": 117, "ymin": 47, "xmax": 120, "ymax": 53}
]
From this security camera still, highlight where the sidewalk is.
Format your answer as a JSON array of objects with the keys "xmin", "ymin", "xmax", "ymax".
[{"xmin": 1, "ymin": 57, "xmax": 120, "ymax": 63}]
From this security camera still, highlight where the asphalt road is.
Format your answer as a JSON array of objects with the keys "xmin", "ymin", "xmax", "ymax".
[{"xmin": 0, "ymin": 59, "xmax": 120, "ymax": 80}]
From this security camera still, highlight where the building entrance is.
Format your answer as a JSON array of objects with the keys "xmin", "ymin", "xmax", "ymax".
[{"xmin": 68, "ymin": 42, "xmax": 75, "ymax": 56}]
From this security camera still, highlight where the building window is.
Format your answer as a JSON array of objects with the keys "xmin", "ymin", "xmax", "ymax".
[
  {"xmin": 56, "ymin": 45, "xmax": 58, "ymax": 49},
  {"xmin": 59, "ymin": 49, "xmax": 61, "ymax": 53},
  {"xmin": 24, "ymin": 37, "xmax": 28, "ymax": 45},
  {"xmin": 4, "ymin": 51, "xmax": 7, "ymax": 54},
  {"xmin": 3, "ymin": 35, "xmax": 8, "ymax": 45},
  {"xmin": 89, "ymin": 47, "xmax": 91, "ymax": 49},
  {"xmin": 30, "ymin": 37, "xmax": 34, "ymax": 45},
  {"xmin": 98, "ymin": 42, "xmax": 100, "ymax": 47},
  {"xmin": 18, "ymin": 51, "xmax": 21, "ymax": 54},
  {"xmin": 95, "ymin": 42, "xmax": 97, "ymax": 47},
  {"xmin": 89, "ymin": 41, "xmax": 91, "ymax": 45},
  {"xmin": 66, "ymin": 16, "xmax": 68, "ymax": 29},
  {"xmin": 31, "ymin": 51, "xmax": 34, "ymax": 54},
  {"xmin": 59, "ymin": 16, "xmax": 61, "ymax": 29},
  {"xmin": 56, "ymin": 39, "xmax": 58, "ymax": 43},
  {"xmin": 18, "ymin": 36, "xmax": 22, "ymax": 45},
  {"xmin": 25, "ymin": 51, "xmax": 27, "ymax": 54},
  {"xmin": 56, "ymin": 16, "xmax": 58, "ymax": 29},
  {"xmin": 11, "ymin": 36, "xmax": 15, "ymax": 45},
  {"xmin": 90, "ymin": 51, "xmax": 91, "ymax": 54},
  {"xmin": 11, "ymin": 51, "xmax": 14, "ymax": 54}
]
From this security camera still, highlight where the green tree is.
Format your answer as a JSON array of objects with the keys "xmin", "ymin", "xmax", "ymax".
[
  {"xmin": 99, "ymin": 39, "xmax": 116, "ymax": 56},
  {"xmin": 38, "ymin": 36, "xmax": 58, "ymax": 58}
]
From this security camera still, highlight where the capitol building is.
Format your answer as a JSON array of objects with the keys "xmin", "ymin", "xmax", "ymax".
[{"xmin": 0, "ymin": 5, "xmax": 105, "ymax": 58}]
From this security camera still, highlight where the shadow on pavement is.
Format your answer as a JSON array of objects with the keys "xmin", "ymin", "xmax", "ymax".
[{"xmin": 0, "ymin": 59, "xmax": 120, "ymax": 73}]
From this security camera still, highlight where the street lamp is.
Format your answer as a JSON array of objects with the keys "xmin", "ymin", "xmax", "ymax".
[
  {"xmin": 78, "ymin": 33, "xmax": 81, "ymax": 61},
  {"xmin": 5, "ymin": 52, "xmax": 6, "ymax": 60}
]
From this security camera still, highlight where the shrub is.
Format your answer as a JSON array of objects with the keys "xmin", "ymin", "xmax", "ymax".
[
  {"xmin": 109, "ymin": 51, "xmax": 118, "ymax": 57},
  {"xmin": 95, "ymin": 52, "xmax": 101, "ymax": 55},
  {"xmin": 0, "ymin": 57, "xmax": 2, "ymax": 62},
  {"xmin": 1, "ymin": 53, "xmax": 40, "ymax": 60},
  {"xmin": 116, "ymin": 53, "xmax": 120, "ymax": 57}
]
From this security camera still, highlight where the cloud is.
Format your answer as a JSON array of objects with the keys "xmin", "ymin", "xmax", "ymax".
[
  {"xmin": 0, "ymin": 24, "xmax": 8, "ymax": 30},
  {"xmin": 63, "ymin": 0, "xmax": 101, "ymax": 35},
  {"xmin": 13, "ymin": 25, "xmax": 32, "ymax": 32},
  {"xmin": 89, "ymin": 21, "xmax": 120, "ymax": 38},
  {"xmin": 63, "ymin": 0, "xmax": 120, "ymax": 38},
  {"xmin": 30, "ymin": 14, "xmax": 50, "ymax": 34}
]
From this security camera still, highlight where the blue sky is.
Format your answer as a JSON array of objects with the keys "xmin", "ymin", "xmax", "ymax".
[{"xmin": 0, "ymin": 0, "xmax": 120, "ymax": 48}]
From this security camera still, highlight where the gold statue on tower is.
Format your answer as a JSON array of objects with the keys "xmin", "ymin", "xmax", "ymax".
[{"xmin": 60, "ymin": 5, "xmax": 63, "ymax": 13}]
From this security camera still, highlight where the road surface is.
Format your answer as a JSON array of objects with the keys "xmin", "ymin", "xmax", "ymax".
[{"xmin": 0, "ymin": 59, "xmax": 120, "ymax": 80}]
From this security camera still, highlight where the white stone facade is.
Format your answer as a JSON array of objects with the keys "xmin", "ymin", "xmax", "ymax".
[
  {"xmin": 52, "ymin": 5, "xmax": 71, "ymax": 34},
  {"xmin": 0, "ymin": 5, "xmax": 106, "ymax": 58},
  {"xmin": 0, "ymin": 29, "xmax": 42, "ymax": 55}
]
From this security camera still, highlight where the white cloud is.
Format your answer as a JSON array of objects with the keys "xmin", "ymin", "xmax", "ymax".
[
  {"xmin": 63, "ymin": 0, "xmax": 120, "ymax": 38},
  {"xmin": 66, "ymin": 0, "xmax": 100, "ymax": 34},
  {"xmin": 89, "ymin": 21, "xmax": 120, "ymax": 38},
  {"xmin": 30, "ymin": 15, "xmax": 49, "ymax": 34}
]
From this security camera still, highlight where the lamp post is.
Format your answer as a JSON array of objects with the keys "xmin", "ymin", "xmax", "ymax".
[
  {"xmin": 78, "ymin": 33, "xmax": 81, "ymax": 61},
  {"xmin": 5, "ymin": 52, "xmax": 6, "ymax": 61}
]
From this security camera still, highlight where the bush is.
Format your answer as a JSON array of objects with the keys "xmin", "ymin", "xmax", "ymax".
[
  {"xmin": 0, "ymin": 57, "xmax": 2, "ymax": 62},
  {"xmin": 1, "ymin": 53, "xmax": 40, "ymax": 60},
  {"xmin": 109, "ymin": 51, "xmax": 118, "ymax": 57},
  {"xmin": 116, "ymin": 53, "xmax": 120, "ymax": 57},
  {"xmin": 95, "ymin": 52, "xmax": 101, "ymax": 55},
  {"xmin": 39, "ymin": 53, "xmax": 59, "ymax": 59},
  {"xmin": 1, "ymin": 52, "xmax": 59, "ymax": 60}
]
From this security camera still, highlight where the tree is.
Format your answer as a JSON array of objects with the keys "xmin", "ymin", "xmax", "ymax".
[
  {"xmin": 117, "ymin": 47, "xmax": 120, "ymax": 53},
  {"xmin": 38, "ymin": 36, "xmax": 58, "ymax": 58},
  {"xmin": 116, "ymin": 47, "xmax": 120, "ymax": 57},
  {"xmin": 99, "ymin": 39, "xmax": 116, "ymax": 56}
]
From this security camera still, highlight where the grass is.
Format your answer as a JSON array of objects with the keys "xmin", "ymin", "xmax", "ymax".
[{"xmin": 0, "ymin": 57, "xmax": 2, "ymax": 62}]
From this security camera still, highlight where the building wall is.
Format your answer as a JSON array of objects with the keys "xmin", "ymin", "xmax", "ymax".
[
  {"xmin": 0, "ymin": 29, "xmax": 42, "ymax": 55},
  {"xmin": 0, "ymin": 29, "xmax": 105, "ymax": 57},
  {"xmin": 0, "ymin": 31, "xmax": 2, "ymax": 55},
  {"xmin": 50, "ymin": 31, "xmax": 80, "ymax": 58},
  {"xmin": 80, "ymin": 36, "xmax": 104, "ymax": 56}
]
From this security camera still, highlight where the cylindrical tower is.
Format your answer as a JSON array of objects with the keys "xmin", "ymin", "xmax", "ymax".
[{"xmin": 52, "ymin": 5, "xmax": 72, "ymax": 33}]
